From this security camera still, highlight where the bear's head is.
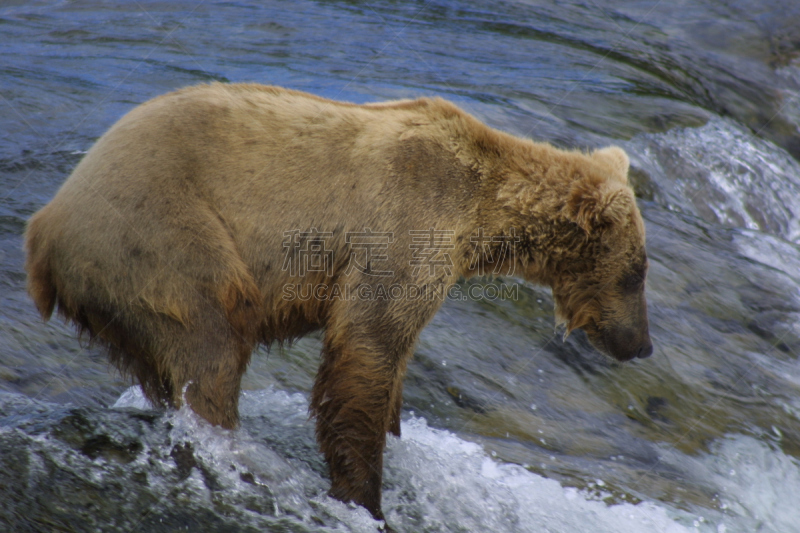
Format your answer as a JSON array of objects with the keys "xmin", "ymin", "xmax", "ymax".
[
  {"xmin": 502, "ymin": 146, "xmax": 652, "ymax": 361},
  {"xmin": 556, "ymin": 146, "xmax": 651, "ymax": 361}
]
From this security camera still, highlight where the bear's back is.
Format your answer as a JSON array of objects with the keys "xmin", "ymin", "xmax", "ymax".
[{"xmin": 24, "ymin": 83, "xmax": 486, "ymax": 327}]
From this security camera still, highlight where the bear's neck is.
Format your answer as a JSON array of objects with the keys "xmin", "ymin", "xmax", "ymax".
[{"xmin": 466, "ymin": 145, "xmax": 590, "ymax": 287}]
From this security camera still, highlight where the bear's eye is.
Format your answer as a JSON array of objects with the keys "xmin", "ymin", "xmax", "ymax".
[
  {"xmin": 619, "ymin": 253, "xmax": 648, "ymax": 292},
  {"xmin": 620, "ymin": 271, "xmax": 644, "ymax": 292}
]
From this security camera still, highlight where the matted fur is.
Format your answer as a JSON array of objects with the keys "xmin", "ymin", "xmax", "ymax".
[{"xmin": 25, "ymin": 83, "xmax": 651, "ymax": 524}]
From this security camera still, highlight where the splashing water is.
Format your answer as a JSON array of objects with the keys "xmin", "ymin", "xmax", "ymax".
[{"xmin": 627, "ymin": 117, "xmax": 800, "ymax": 243}]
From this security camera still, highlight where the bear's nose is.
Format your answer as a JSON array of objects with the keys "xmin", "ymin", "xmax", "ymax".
[{"xmin": 637, "ymin": 342, "xmax": 653, "ymax": 359}]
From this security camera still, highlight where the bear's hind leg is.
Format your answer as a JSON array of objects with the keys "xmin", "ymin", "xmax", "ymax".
[
  {"xmin": 174, "ymin": 304, "xmax": 255, "ymax": 430},
  {"xmin": 103, "ymin": 299, "xmax": 254, "ymax": 429}
]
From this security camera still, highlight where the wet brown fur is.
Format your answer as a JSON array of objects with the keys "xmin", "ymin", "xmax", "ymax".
[{"xmin": 25, "ymin": 83, "xmax": 650, "ymax": 523}]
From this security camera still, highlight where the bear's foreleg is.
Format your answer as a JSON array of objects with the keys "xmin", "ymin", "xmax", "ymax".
[
  {"xmin": 311, "ymin": 321, "xmax": 411, "ymax": 522},
  {"xmin": 388, "ymin": 379, "xmax": 404, "ymax": 438}
]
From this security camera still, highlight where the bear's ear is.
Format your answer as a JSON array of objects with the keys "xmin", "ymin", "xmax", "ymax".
[
  {"xmin": 568, "ymin": 177, "xmax": 633, "ymax": 232},
  {"xmin": 592, "ymin": 146, "xmax": 629, "ymax": 183}
]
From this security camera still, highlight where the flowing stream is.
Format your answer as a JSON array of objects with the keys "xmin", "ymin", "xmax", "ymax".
[{"xmin": 2, "ymin": 1, "xmax": 800, "ymax": 531}]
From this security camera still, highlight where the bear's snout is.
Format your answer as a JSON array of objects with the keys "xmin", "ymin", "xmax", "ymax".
[
  {"xmin": 600, "ymin": 326, "xmax": 652, "ymax": 362},
  {"xmin": 636, "ymin": 339, "xmax": 653, "ymax": 359}
]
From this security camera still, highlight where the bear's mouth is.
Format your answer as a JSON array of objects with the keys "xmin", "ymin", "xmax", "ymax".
[{"xmin": 580, "ymin": 322, "xmax": 611, "ymax": 357}]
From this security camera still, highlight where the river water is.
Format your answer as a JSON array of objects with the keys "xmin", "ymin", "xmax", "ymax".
[{"xmin": 2, "ymin": 1, "xmax": 800, "ymax": 532}]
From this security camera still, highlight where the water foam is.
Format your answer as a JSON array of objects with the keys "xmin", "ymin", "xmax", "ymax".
[
  {"xmin": 384, "ymin": 417, "xmax": 696, "ymax": 533},
  {"xmin": 113, "ymin": 387, "xmax": 714, "ymax": 532},
  {"xmin": 113, "ymin": 386, "xmax": 800, "ymax": 532}
]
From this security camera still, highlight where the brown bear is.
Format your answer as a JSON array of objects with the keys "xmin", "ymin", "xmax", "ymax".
[{"xmin": 25, "ymin": 83, "xmax": 651, "ymax": 525}]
